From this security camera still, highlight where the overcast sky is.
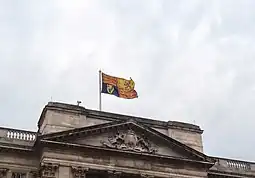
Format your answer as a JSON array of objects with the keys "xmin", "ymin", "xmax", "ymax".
[{"xmin": 1, "ymin": 0, "xmax": 255, "ymax": 161}]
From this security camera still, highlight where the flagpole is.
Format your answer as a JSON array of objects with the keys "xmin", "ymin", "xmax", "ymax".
[{"xmin": 99, "ymin": 70, "xmax": 102, "ymax": 111}]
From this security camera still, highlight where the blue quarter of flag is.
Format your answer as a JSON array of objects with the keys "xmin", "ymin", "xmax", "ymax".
[{"xmin": 101, "ymin": 83, "xmax": 120, "ymax": 97}]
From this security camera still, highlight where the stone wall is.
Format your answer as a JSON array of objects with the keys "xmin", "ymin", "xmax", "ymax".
[
  {"xmin": 168, "ymin": 128, "xmax": 203, "ymax": 152},
  {"xmin": 39, "ymin": 109, "xmax": 108, "ymax": 134},
  {"xmin": 0, "ymin": 152, "xmax": 38, "ymax": 178}
]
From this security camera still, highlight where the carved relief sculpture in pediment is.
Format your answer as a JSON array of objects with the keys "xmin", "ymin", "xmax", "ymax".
[{"xmin": 101, "ymin": 129, "xmax": 157, "ymax": 154}]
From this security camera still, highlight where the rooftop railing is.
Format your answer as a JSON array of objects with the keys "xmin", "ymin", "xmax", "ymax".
[
  {"xmin": 211, "ymin": 156, "xmax": 255, "ymax": 173},
  {"xmin": 0, "ymin": 127, "xmax": 37, "ymax": 142},
  {"xmin": 226, "ymin": 159, "xmax": 251, "ymax": 170}
]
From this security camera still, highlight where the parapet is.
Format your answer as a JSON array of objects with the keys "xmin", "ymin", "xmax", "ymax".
[
  {"xmin": 0, "ymin": 126, "xmax": 37, "ymax": 148},
  {"xmin": 209, "ymin": 157, "xmax": 255, "ymax": 177}
]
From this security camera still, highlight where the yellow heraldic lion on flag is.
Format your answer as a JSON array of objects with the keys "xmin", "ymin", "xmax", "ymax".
[
  {"xmin": 117, "ymin": 77, "xmax": 135, "ymax": 92},
  {"xmin": 101, "ymin": 73, "xmax": 138, "ymax": 99}
]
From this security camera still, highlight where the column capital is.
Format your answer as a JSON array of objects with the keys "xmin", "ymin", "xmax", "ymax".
[
  {"xmin": 40, "ymin": 162, "xmax": 59, "ymax": 178},
  {"xmin": 41, "ymin": 162, "xmax": 59, "ymax": 169}
]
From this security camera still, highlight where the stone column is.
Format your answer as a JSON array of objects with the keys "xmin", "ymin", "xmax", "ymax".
[
  {"xmin": 108, "ymin": 171, "xmax": 121, "ymax": 178},
  {"xmin": 71, "ymin": 166, "xmax": 89, "ymax": 178}
]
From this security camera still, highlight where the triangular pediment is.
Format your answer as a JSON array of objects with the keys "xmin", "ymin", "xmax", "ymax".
[{"xmin": 40, "ymin": 120, "xmax": 212, "ymax": 163}]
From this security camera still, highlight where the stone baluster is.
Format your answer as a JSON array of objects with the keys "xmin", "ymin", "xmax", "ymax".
[
  {"xmin": 107, "ymin": 171, "xmax": 122, "ymax": 178},
  {"xmin": 71, "ymin": 166, "xmax": 89, "ymax": 178},
  {"xmin": 6, "ymin": 129, "xmax": 37, "ymax": 141}
]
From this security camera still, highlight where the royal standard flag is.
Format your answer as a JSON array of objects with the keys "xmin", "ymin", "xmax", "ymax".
[{"xmin": 101, "ymin": 72, "xmax": 138, "ymax": 99}]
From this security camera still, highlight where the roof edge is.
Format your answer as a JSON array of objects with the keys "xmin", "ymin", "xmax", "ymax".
[
  {"xmin": 37, "ymin": 102, "xmax": 203, "ymax": 133},
  {"xmin": 209, "ymin": 156, "xmax": 255, "ymax": 164}
]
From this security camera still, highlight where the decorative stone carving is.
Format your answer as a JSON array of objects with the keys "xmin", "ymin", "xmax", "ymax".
[
  {"xmin": 101, "ymin": 130, "xmax": 157, "ymax": 154},
  {"xmin": 71, "ymin": 166, "xmax": 89, "ymax": 178},
  {"xmin": 0, "ymin": 168, "xmax": 8, "ymax": 178},
  {"xmin": 40, "ymin": 163, "xmax": 59, "ymax": 178}
]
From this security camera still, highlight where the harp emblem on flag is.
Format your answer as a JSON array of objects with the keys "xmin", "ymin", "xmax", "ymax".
[{"xmin": 106, "ymin": 84, "xmax": 114, "ymax": 94}]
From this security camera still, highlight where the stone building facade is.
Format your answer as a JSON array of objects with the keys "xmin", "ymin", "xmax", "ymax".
[{"xmin": 0, "ymin": 102, "xmax": 254, "ymax": 178}]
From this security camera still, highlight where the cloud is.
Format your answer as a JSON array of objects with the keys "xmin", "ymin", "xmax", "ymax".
[{"xmin": 0, "ymin": 0, "xmax": 255, "ymax": 161}]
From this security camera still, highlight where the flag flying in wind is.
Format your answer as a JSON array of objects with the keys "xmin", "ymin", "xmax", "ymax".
[{"xmin": 101, "ymin": 72, "xmax": 138, "ymax": 99}]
